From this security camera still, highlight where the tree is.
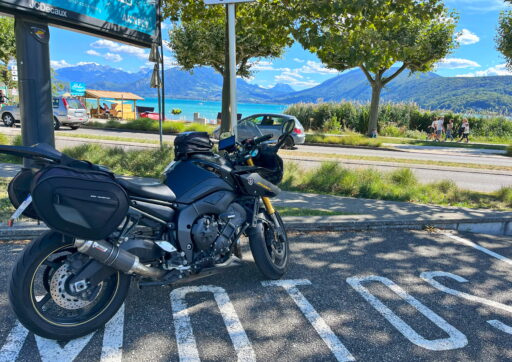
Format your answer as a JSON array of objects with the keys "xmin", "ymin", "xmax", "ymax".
[
  {"xmin": 497, "ymin": 1, "xmax": 512, "ymax": 69},
  {"xmin": 164, "ymin": 0, "xmax": 295, "ymax": 134},
  {"xmin": 0, "ymin": 17, "xmax": 16, "ymax": 88},
  {"xmin": 292, "ymin": 0, "xmax": 458, "ymax": 135}
]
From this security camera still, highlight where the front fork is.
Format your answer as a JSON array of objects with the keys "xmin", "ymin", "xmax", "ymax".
[{"xmin": 247, "ymin": 157, "xmax": 283, "ymax": 235}]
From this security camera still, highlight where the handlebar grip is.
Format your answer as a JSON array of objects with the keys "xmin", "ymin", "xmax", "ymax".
[{"xmin": 254, "ymin": 134, "xmax": 273, "ymax": 144}]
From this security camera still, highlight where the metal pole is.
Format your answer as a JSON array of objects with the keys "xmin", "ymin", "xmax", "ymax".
[
  {"xmin": 227, "ymin": 3, "xmax": 237, "ymax": 139},
  {"xmin": 14, "ymin": 16, "xmax": 55, "ymax": 168},
  {"xmin": 158, "ymin": 0, "xmax": 164, "ymax": 149}
]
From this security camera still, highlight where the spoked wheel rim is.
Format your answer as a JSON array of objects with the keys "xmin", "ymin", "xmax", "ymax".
[
  {"xmin": 29, "ymin": 245, "xmax": 121, "ymax": 327},
  {"xmin": 3, "ymin": 114, "xmax": 14, "ymax": 126},
  {"xmin": 263, "ymin": 219, "xmax": 288, "ymax": 268}
]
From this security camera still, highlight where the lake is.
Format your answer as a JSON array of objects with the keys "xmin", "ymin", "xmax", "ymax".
[{"xmin": 136, "ymin": 98, "xmax": 287, "ymax": 122}]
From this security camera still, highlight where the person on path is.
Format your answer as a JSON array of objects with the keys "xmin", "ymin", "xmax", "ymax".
[
  {"xmin": 458, "ymin": 119, "xmax": 470, "ymax": 143},
  {"xmin": 435, "ymin": 116, "xmax": 444, "ymax": 142},
  {"xmin": 445, "ymin": 119, "xmax": 454, "ymax": 141},
  {"xmin": 0, "ymin": 90, "xmax": 9, "ymax": 109},
  {"xmin": 427, "ymin": 116, "xmax": 437, "ymax": 141}
]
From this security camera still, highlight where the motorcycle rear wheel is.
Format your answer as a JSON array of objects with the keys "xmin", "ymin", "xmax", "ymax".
[
  {"xmin": 247, "ymin": 211, "xmax": 289, "ymax": 280},
  {"xmin": 9, "ymin": 231, "xmax": 131, "ymax": 340}
]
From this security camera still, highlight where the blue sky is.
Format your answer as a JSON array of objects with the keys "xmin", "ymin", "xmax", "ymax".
[{"xmin": 49, "ymin": 0, "xmax": 511, "ymax": 90}]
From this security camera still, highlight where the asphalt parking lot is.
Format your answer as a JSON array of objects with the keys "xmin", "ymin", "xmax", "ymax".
[{"xmin": 1, "ymin": 230, "xmax": 512, "ymax": 361}]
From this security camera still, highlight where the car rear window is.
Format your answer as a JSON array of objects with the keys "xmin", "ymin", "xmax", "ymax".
[{"xmin": 66, "ymin": 99, "xmax": 83, "ymax": 109}]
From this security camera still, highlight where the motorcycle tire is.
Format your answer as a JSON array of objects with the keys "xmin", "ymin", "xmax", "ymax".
[
  {"xmin": 9, "ymin": 231, "xmax": 131, "ymax": 341},
  {"xmin": 247, "ymin": 211, "xmax": 289, "ymax": 280}
]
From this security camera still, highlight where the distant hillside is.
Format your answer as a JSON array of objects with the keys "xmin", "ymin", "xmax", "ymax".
[{"xmin": 55, "ymin": 64, "xmax": 512, "ymax": 114}]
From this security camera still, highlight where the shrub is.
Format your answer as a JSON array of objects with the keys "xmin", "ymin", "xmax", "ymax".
[{"xmin": 507, "ymin": 145, "xmax": 512, "ymax": 157}]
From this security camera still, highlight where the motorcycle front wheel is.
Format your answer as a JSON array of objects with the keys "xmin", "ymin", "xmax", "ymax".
[
  {"xmin": 247, "ymin": 211, "xmax": 289, "ymax": 280},
  {"xmin": 9, "ymin": 231, "xmax": 131, "ymax": 340}
]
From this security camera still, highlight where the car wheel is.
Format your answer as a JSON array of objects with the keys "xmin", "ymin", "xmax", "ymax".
[
  {"xmin": 53, "ymin": 118, "xmax": 61, "ymax": 130},
  {"xmin": 283, "ymin": 136, "xmax": 295, "ymax": 150},
  {"xmin": 2, "ymin": 113, "xmax": 15, "ymax": 127}
]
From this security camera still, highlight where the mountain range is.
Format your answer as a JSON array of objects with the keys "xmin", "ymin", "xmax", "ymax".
[{"xmin": 55, "ymin": 64, "xmax": 512, "ymax": 114}]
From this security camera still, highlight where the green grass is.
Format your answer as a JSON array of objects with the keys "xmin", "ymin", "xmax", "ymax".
[
  {"xmin": 87, "ymin": 118, "xmax": 216, "ymax": 135},
  {"xmin": 63, "ymin": 143, "xmax": 174, "ymax": 178},
  {"xmin": 281, "ymin": 161, "xmax": 512, "ymax": 210},
  {"xmin": 59, "ymin": 132, "xmax": 162, "ymax": 145},
  {"xmin": 306, "ymin": 133, "xmax": 383, "ymax": 147},
  {"xmin": 275, "ymin": 207, "xmax": 355, "ymax": 217},
  {"xmin": 0, "ymin": 177, "xmax": 14, "ymax": 221},
  {"xmin": 507, "ymin": 145, "xmax": 512, "ymax": 157}
]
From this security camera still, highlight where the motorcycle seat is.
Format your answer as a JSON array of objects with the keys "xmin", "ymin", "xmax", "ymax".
[{"xmin": 116, "ymin": 178, "xmax": 176, "ymax": 203}]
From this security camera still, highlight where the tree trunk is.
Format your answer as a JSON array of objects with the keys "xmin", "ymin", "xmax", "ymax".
[
  {"xmin": 220, "ymin": 6, "xmax": 231, "ymax": 135},
  {"xmin": 367, "ymin": 83, "xmax": 383, "ymax": 136}
]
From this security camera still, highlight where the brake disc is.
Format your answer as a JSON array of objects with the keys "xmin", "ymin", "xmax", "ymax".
[{"xmin": 49, "ymin": 264, "xmax": 97, "ymax": 310}]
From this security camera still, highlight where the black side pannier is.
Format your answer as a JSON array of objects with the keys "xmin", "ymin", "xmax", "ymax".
[
  {"xmin": 31, "ymin": 166, "xmax": 129, "ymax": 240},
  {"xmin": 174, "ymin": 132, "xmax": 213, "ymax": 160},
  {"xmin": 252, "ymin": 145, "xmax": 284, "ymax": 185},
  {"xmin": 8, "ymin": 169, "xmax": 39, "ymax": 220}
]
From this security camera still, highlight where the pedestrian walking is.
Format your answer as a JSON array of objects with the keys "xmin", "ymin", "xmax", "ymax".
[
  {"xmin": 445, "ymin": 119, "xmax": 454, "ymax": 141},
  {"xmin": 435, "ymin": 116, "xmax": 444, "ymax": 142},
  {"xmin": 458, "ymin": 118, "xmax": 470, "ymax": 143},
  {"xmin": 0, "ymin": 90, "xmax": 9, "ymax": 109},
  {"xmin": 427, "ymin": 116, "xmax": 437, "ymax": 141}
]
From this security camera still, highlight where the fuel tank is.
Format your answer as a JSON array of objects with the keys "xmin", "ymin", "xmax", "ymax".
[{"xmin": 164, "ymin": 157, "xmax": 235, "ymax": 204}]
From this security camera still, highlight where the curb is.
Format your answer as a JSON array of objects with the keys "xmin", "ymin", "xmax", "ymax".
[
  {"xmin": 0, "ymin": 217, "xmax": 509, "ymax": 241},
  {"xmin": 286, "ymin": 217, "xmax": 511, "ymax": 236}
]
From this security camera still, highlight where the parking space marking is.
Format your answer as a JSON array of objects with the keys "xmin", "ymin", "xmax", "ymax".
[
  {"xmin": 0, "ymin": 322, "xmax": 28, "ymax": 362},
  {"xmin": 420, "ymin": 271, "xmax": 512, "ymax": 314},
  {"xmin": 487, "ymin": 320, "xmax": 512, "ymax": 334},
  {"xmin": 262, "ymin": 279, "xmax": 355, "ymax": 362},
  {"xmin": 346, "ymin": 275, "xmax": 468, "ymax": 351},
  {"xmin": 100, "ymin": 304, "xmax": 125, "ymax": 362},
  {"xmin": 441, "ymin": 232, "xmax": 512, "ymax": 266},
  {"xmin": 35, "ymin": 332, "xmax": 94, "ymax": 361},
  {"xmin": 170, "ymin": 285, "xmax": 256, "ymax": 362}
]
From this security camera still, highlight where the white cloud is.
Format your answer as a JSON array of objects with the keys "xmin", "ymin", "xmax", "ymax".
[
  {"xmin": 86, "ymin": 49, "xmax": 101, "ymax": 56},
  {"xmin": 50, "ymin": 60, "xmax": 72, "ymax": 69},
  {"xmin": 457, "ymin": 29, "xmax": 480, "ymax": 45},
  {"xmin": 104, "ymin": 53, "xmax": 123, "ymax": 62},
  {"xmin": 436, "ymin": 58, "xmax": 480, "ymax": 69},
  {"xmin": 293, "ymin": 58, "xmax": 305, "ymax": 63},
  {"xmin": 274, "ymin": 70, "xmax": 319, "ymax": 88},
  {"xmin": 299, "ymin": 61, "xmax": 338, "ymax": 74},
  {"xmin": 77, "ymin": 62, "xmax": 99, "ymax": 66},
  {"xmin": 456, "ymin": 63, "xmax": 512, "ymax": 77},
  {"xmin": 91, "ymin": 39, "xmax": 148, "ymax": 60}
]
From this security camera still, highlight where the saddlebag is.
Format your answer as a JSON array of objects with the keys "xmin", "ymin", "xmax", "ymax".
[
  {"xmin": 31, "ymin": 166, "xmax": 129, "ymax": 240},
  {"xmin": 8, "ymin": 169, "xmax": 39, "ymax": 220},
  {"xmin": 174, "ymin": 132, "xmax": 213, "ymax": 160}
]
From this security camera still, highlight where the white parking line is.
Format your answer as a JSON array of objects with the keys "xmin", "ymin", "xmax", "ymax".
[
  {"xmin": 0, "ymin": 322, "xmax": 28, "ymax": 362},
  {"xmin": 262, "ymin": 279, "xmax": 355, "ymax": 362},
  {"xmin": 487, "ymin": 320, "xmax": 512, "ymax": 334},
  {"xmin": 441, "ymin": 232, "xmax": 512, "ymax": 266},
  {"xmin": 170, "ymin": 285, "xmax": 256, "ymax": 362},
  {"xmin": 101, "ymin": 304, "xmax": 125, "ymax": 362},
  {"xmin": 347, "ymin": 275, "xmax": 468, "ymax": 351}
]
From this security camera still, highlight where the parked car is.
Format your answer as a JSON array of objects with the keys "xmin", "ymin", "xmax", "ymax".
[
  {"xmin": 1, "ymin": 97, "xmax": 89, "ymax": 130},
  {"xmin": 213, "ymin": 113, "xmax": 305, "ymax": 149}
]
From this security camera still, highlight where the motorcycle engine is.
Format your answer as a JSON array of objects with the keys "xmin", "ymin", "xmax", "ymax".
[{"xmin": 191, "ymin": 203, "xmax": 247, "ymax": 255}]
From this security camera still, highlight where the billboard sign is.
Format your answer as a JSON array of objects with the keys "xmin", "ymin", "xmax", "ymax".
[
  {"xmin": 70, "ymin": 82, "xmax": 86, "ymax": 96},
  {"xmin": 0, "ymin": 0, "xmax": 157, "ymax": 47}
]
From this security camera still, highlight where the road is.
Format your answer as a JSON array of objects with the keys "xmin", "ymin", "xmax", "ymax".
[
  {"xmin": 1, "ymin": 127, "xmax": 511, "ymax": 192},
  {"xmin": 1, "ymin": 230, "xmax": 512, "ymax": 361}
]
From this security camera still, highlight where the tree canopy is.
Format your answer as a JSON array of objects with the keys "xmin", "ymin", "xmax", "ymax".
[
  {"xmin": 291, "ymin": 0, "xmax": 458, "ymax": 134},
  {"xmin": 0, "ymin": 17, "xmax": 16, "ymax": 87},
  {"xmin": 497, "ymin": 0, "xmax": 512, "ymax": 69},
  {"xmin": 164, "ymin": 0, "xmax": 295, "ymax": 132}
]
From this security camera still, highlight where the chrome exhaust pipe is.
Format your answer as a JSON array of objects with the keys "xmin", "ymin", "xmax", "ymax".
[{"xmin": 75, "ymin": 240, "xmax": 166, "ymax": 280}]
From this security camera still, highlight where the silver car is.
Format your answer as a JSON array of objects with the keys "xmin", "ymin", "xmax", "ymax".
[
  {"xmin": 1, "ymin": 97, "xmax": 89, "ymax": 130},
  {"xmin": 213, "ymin": 113, "xmax": 305, "ymax": 149}
]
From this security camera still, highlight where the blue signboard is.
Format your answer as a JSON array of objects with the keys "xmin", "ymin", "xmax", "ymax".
[
  {"xmin": 0, "ymin": 0, "xmax": 157, "ymax": 46},
  {"xmin": 70, "ymin": 82, "xmax": 86, "ymax": 96}
]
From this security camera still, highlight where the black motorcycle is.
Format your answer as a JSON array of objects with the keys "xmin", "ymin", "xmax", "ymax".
[{"xmin": 0, "ymin": 119, "xmax": 295, "ymax": 340}]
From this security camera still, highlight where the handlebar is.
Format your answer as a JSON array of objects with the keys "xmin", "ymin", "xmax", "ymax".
[{"xmin": 254, "ymin": 134, "xmax": 273, "ymax": 144}]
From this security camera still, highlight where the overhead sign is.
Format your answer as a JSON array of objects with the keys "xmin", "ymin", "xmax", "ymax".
[
  {"xmin": 0, "ymin": 0, "xmax": 157, "ymax": 47},
  {"xmin": 70, "ymin": 82, "xmax": 86, "ymax": 96},
  {"xmin": 204, "ymin": 0, "xmax": 255, "ymax": 4}
]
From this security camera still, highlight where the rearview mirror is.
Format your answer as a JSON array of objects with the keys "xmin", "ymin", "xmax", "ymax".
[{"xmin": 282, "ymin": 119, "xmax": 295, "ymax": 135}]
